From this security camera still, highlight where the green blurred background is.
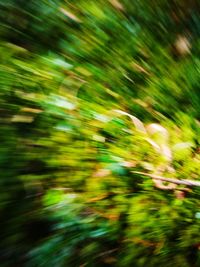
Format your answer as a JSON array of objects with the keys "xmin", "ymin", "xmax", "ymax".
[{"xmin": 1, "ymin": 1, "xmax": 200, "ymax": 266}]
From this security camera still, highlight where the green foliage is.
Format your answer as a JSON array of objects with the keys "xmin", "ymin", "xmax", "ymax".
[{"xmin": 1, "ymin": 1, "xmax": 200, "ymax": 267}]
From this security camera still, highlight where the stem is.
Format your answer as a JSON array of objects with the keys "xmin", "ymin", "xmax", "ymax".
[{"xmin": 132, "ymin": 171, "xmax": 200, "ymax": 187}]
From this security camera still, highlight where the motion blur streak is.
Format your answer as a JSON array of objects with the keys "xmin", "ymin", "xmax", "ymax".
[{"xmin": 1, "ymin": 1, "xmax": 200, "ymax": 267}]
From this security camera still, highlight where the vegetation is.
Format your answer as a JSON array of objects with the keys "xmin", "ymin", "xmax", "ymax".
[{"xmin": 1, "ymin": 1, "xmax": 200, "ymax": 266}]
